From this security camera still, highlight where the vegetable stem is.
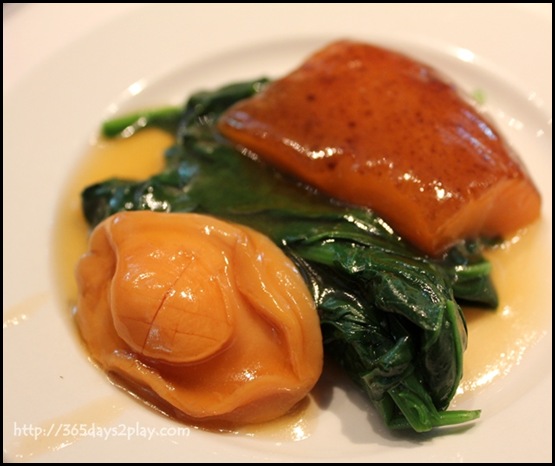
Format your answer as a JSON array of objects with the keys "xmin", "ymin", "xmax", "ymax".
[{"xmin": 101, "ymin": 106, "xmax": 182, "ymax": 138}]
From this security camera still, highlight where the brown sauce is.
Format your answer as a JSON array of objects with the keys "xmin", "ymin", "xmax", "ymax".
[{"xmin": 52, "ymin": 128, "xmax": 549, "ymax": 434}]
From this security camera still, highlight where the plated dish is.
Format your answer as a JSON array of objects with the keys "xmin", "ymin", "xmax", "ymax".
[{"xmin": 3, "ymin": 4, "xmax": 552, "ymax": 462}]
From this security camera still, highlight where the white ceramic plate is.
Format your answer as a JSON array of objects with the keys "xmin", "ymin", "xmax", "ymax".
[{"xmin": 4, "ymin": 4, "xmax": 552, "ymax": 462}]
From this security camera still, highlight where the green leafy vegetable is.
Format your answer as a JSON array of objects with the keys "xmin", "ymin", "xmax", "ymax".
[
  {"xmin": 82, "ymin": 79, "xmax": 498, "ymax": 433},
  {"xmin": 101, "ymin": 106, "xmax": 182, "ymax": 138}
]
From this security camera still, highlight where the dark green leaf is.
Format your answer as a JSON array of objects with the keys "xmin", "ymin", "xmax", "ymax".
[{"xmin": 81, "ymin": 79, "xmax": 497, "ymax": 433}]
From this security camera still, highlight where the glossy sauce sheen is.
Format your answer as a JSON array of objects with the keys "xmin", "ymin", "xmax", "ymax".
[
  {"xmin": 54, "ymin": 129, "xmax": 173, "ymax": 303},
  {"xmin": 55, "ymin": 129, "xmax": 547, "ymax": 436},
  {"xmin": 75, "ymin": 210, "xmax": 323, "ymax": 425},
  {"xmin": 218, "ymin": 40, "xmax": 541, "ymax": 256}
]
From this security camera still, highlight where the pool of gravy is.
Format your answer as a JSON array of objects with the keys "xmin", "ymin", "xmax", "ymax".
[{"xmin": 53, "ymin": 128, "xmax": 550, "ymax": 437}]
